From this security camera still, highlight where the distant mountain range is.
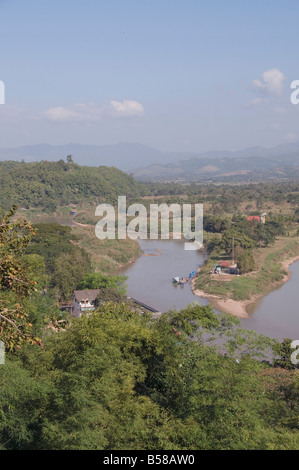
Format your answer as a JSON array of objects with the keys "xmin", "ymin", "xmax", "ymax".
[
  {"xmin": 1, "ymin": 141, "xmax": 299, "ymax": 182},
  {"xmin": 131, "ymin": 142, "xmax": 299, "ymax": 182},
  {"xmin": 0, "ymin": 143, "xmax": 192, "ymax": 171}
]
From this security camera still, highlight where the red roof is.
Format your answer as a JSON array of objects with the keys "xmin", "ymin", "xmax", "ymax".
[
  {"xmin": 220, "ymin": 261, "xmax": 230, "ymax": 266},
  {"xmin": 247, "ymin": 216, "xmax": 260, "ymax": 221}
]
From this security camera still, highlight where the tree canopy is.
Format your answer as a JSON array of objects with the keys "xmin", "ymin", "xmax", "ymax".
[{"xmin": 0, "ymin": 302, "xmax": 298, "ymax": 450}]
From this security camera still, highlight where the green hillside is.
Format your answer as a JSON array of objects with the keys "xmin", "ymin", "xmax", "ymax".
[{"xmin": 0, "ymin": 160, "xmax": 143, "ymax": 211}]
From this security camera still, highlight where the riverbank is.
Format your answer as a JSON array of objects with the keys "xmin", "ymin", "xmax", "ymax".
[
  {"xmin": 192, "ymin": 279, "xmax": 252, "ymax": 318},
  {"xmin": 192, "ymin": 239, "xmax": 299, "ymax": 319}
]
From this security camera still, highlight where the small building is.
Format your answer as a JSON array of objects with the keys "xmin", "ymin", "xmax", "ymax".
[
  {"xmin": 213, "ymin": 261, "xmax": 239, "ymax": 275},
  {"xmin": 73, "ymin": 289, "xmax": 101, "ymax": 317},
  {"xmin": 246, "ymin": 213, "xmax": 266, "ymax": 224},
  {"xmin": 247, "ymin": 215, "xmax": 260, "ymax": 222}
]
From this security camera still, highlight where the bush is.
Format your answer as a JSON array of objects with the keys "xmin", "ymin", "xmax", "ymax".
[{"xmin": 237, "ymin": 251, "xmax": 256, "ymax": 274}]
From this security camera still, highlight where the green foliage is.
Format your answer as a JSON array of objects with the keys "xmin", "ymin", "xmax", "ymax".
[
  {"xmin": 23, "ymin": 292, "xmax": 62, "ymax": 336},
  {"xmin": 77, "ymin": 272, "xmax": 127, "ymax": 295},
  {"xmin": 253, "ymin": 221, "xmax": 286, "ymax": 247},
  {"xmin": 0, "ymin": 206, "xmax": 43, "ymax": 350},
  {"xmin": 203, "ymin": 215, "xmax": 230, "ymax": 233},
  {"xmin": 51, "ymin": 251, "xmax": 91, "ymax": 301},
  {"xmin": 237, "ymin": 250, "xmax": 256, "ymax": 273},
  {"xmin": 0, "ymin": 161, "xmax": 143, "ymax": 211},
  {"xmin": 0, "ymin": 206, "xmax": 36, "ymax": 295},
  {"xmin": 0, "ymin": 359, "xmax": 50, "ymax": 449},
  {"xmin": 26, "ymin": 223, "xmax": 92, "ymax": 301},
  {"xmin": 26, "ymin": 223, "xmax": 77, "ymax": 273},
  {"xmin": 273, "ymin": 338, "xmax": 299, "ymax": 370},
  {"xmin": 204, "ymin": 232, "xmax": 222, "ymax": 253},
  {"xmin": 221, "ymin": 229, "xmax": 255, "ymax": 256},
  {"xmin": 94, "ymin": 288, "xmax": 127, "ymax": 306},
  {"xmin": 22, "ymin": 253, "xmax": 49, "ymax": 288},
  {"xmin": 0, "ymin": 303, "xmax": 298, "ymax": 450},
  {"xmin": 163, "ymin": 303, "xmax": 220, "ymax": 335}
]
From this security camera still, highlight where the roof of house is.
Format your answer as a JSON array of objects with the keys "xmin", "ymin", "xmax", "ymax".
[
  {"xmin": 220, "ymin": 261, "xmax": 230, "ymax": 266},
  {"xmin": 73, "ymin": 289, "xmax": 101, "ymax": 303}
]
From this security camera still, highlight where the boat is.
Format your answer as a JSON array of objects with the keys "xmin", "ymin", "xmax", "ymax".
[{"xmin": 172, "ymin": 276, "xmax": 188, "ymax": 285}]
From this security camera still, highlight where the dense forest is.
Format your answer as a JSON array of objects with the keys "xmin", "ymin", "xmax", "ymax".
[
  {"xmin": 0, "ymin": 160, "xmax": 144, "ymax": 211},
  {"xmin": 1, "ymin": 160, "xmax": 299, "ymax": 215},
  {"xmin": 2, "ymin": 302, "xmax": 299, "ymax": 450}
]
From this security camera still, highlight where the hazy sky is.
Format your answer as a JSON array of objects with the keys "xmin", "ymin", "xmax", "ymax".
[{"xmin": 0, "ymin": 0, "xmax": 299, "ymax": 152}]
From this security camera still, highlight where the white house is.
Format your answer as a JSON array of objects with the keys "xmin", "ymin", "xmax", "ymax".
[{"xmin": 73, "ymin": 289, "xmax": 101, "ymax": 317}]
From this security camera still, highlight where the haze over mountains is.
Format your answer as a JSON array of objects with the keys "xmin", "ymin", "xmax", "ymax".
[
  {"xmin": 0, "ymin": 143, "xmax": 191, "ymax": 171},
  {"xmin": 1, "ymin": 141, "xmax": 299, "ymax": 182},
  {"xmin": 132, "ymin": 143, "xmax": 299, "ymax": 183}
]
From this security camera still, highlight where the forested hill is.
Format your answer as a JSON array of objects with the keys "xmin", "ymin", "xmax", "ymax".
[{"xmin": 0, "ymin": 160, "xmax": 143, "ymax": 211}]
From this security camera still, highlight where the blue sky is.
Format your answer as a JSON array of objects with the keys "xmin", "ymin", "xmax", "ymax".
[{"xmin": 0, "ymin": 0, "xmax": 299, "ymax": 151}]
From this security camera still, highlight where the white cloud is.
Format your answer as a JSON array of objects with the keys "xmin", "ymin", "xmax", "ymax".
[
  {"xmin": 43, "ymin": 107, "xmax": 81, "ymax": 122},
  {"xmin": 43, "ymin": 100, "xmax": 144, "ymax": 122},
  {"xmin": 252, "ymin": 68, "xmax": 286, "ymax": 95},
  {"xmin": 109, "ymin": 100, "xmax": 144, "ymax": 117}
]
